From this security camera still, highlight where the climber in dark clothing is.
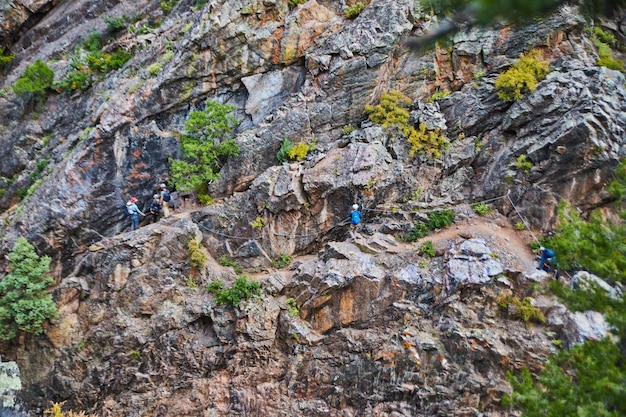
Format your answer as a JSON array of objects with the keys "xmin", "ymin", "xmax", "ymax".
[
  {"xmin": 538, "ymin": 247, "xmax": 560, "ymax": 279},
  {"xmin": 149, "ymin": 194, "xmax": 161, "ymax": 223}
]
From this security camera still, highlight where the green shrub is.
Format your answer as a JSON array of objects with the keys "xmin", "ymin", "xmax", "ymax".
[
  {"xmin": 288, "ymin": 0, "xmax": 306, "ymax": 9},
  {"xmin": 250, "ymin": 216, "xmax": 265, "ymax": 229},
  {"xmin": 160, "ymin": 0, "xmax": 178, "ymax": 14},
  {"xmin": 365, "ymin": 90, "xmax": 448, "ymax": 159},
  {"xmin": 207, "ymin": 276, "xmax": 261, "ymax": 307},
  {"xmin": 495, "ymin": 49, "xmax": 549, "ymax": 101},
  {"xmin": 187, "ymin": 237, "xmax": 207, "ymax": 268},
  {"xmin": 407, "ymin": 123, "xmax": 449, "ymax": 159},
  {"xmin": 514, "ymin": 154, "xmax": 532, "ymax": 173},
  {"xmin": 514, "ymin": 221, "xmax": 526, "ymax": 231},
  {"xmin": 593, "ymin": 26, "xmax": 616, "ymax": 46},
  {"xmin": 608, "ymin": 159, "xmax": 626, "ymax": 203},
  {"xmin": 496, "ymin": 294, "xmax": 545, "ymax": 323},
  {"xmin": 427, "ymin": 208, "xmax": 455, "ymax": 229},
  {"xmin": 83, "ymin": 31, "xmax": 103, "ymax": 52},
  {"xmin": 506, "ymin": 337, "xmax": 626, "ymax": 417},
  {"xmin": 218, "ymin": 255, "xmax": 242, "ymax": 274},
  {"xmin": 405, "ymin": 221, "xmax": 430, "ymax": 241},
  {"xmin": 427, "ymin": 89, "xmax": 451, "ymax": 102},
  {"xmin": 271, "ymin": 254, "xmax": 292, "ymax": 269},
  {"xmin": 594, "ymin": 38, "xmax": 624, "ymax": 71},
  {"xmin": 206, "ymin": 280, "xmax": 224, "ymax": 294},
  {"xmin": 545, "ymin": 201, "xmax": 626, "ymax": 283},
  {"xmin": 196, "ymin": 189, "xmax": 214, "ymax": 206},
  {"xmin": 0, "ymin": 237, "xmax": 59, "ymax": 341},
  {"xmin": 409, "ymin": 188, "xmax": 423, "ymax": 201},
  {"xmin": 104, "ymin": 15, "xmax": 128, "ymax": 32},
  {"xmin": 345, "ymin": 2, "xmax": 366, "ymax": 18},
  {"xmin": 170, "ymin": 101, "xmax": 240, "ymax": 192},
  {"xmin": 507, "ymin": 170, "xmax": 626, "ymax": 416},
  {"xmin": 148, "ymin": 63, "xmax": 163, "ymax": 77},
  {"xmin": 286, "ymin": 298, "xmax": 300, "ymax": 317},
  {"xmin": 55, "ymin": 34, "xmax": 131, "ymax": 93},
  {"xmin": 342, "ymin": 124, "xmax": 357, "ymax": 135},
  {"xmin": 419, "ymin": 240, "xmax": 435, "ymax": 257},
  {"xmin": 0, "ymin": 47, "xmax": 14, "ymax": 69},
  {"xmin": 277, "ymin": 137, "xmax": 294, "ymax": 163},
  {"xmin": 55, "ymin": 69, "xmax": 92, "ymax": 92},
  {"xmin": 548, "ymin": 280, "xmax": 623, "ymax": 313},
  {"xmin": 471, "ymin": 202, "xmax": 491, "ymax": 216},
  {"xmin": 12, "ymin": 59, "xmax": 54, "ymax": 98}
]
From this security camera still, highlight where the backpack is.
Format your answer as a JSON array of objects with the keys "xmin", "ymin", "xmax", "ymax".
[
  {"xmin": 351, "ymin": 210, "xmax": 362, "ymax": 226},
  {"xmin": 125, "ymin": 204, "xmax": 134, "ymax": 216},
  {"xmin": 162, "ymin": 189, "xmax": 171, "ymax": 202}
]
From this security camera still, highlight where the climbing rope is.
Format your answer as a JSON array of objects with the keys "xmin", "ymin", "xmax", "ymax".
[
  {"xmin": 504, "ymin": 190, "xmax": 540, "ymax": 244},
  {"xmin": 193, "ymin": 192, "xmax": 517, "ymax": 242}
]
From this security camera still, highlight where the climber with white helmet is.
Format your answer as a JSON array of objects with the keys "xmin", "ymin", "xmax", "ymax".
[{"xmin": 349, "ymin": 203, "xmax": 363, "ymax": 240}]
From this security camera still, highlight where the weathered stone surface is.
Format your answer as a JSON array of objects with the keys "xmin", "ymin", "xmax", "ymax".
[
  {"xmin": 572, "ymin": 271, "xmax": 624, "ymax": 299},
  {"xmin": 241, "ymin": 67, "xmax": 307, "ymax": 125},
  {"xmin": 446, "ymin": 238, "xmax": 504, "ymax": 286},
  {"xmin": 570, "ymin": 310, "xmax": 611, "ymax": 342},
  {"xmin": 0, "ymin": 0, "xmax": 624, "ymax": 415}
]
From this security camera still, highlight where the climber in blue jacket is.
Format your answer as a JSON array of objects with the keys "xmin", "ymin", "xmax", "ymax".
[
  {"xmin": 538, "ymin": 247, "xmax": 560, "ymax": 278},
  {"xmin": 349, "ymin": 204, "xmax": 362, "ymax": 240}
]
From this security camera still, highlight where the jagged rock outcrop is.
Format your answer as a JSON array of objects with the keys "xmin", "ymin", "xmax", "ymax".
[
  {"xmin": 7, "ymin": 211, "xmax": 596, "ymax": 416},
  {"xmin": 0, "ymin": 0, "xmax": 624, "ymax": 272},
  {"xmin": 0, "ymin": 0, "xmax": 624, "ymax": 415}
]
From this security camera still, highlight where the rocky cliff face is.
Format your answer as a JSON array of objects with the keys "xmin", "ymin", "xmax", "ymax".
[{"xmin": 0, "ymin": 0, "xmax": 624, "ymax": 415}]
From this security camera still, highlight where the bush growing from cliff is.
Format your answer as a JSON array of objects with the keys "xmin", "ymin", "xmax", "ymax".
[
  {"xmin": 187, "ymin": 237, "xmax": 208, "ymax": 268},
  {"xmin": 513, "ymin": 154, "xmax": 532, "ymax": 173},
  {"xmin": 495, "ymin": 49, "xmax": 549, "ymax": 102},
  {"xmin": 45, "ymin": 402, "xmax": 98, "ymax": 417},
  {"xmin": 218, "ymin": 255, "xmax": 242, "ymax": 274},
  {"xmin": 170, "ymin": 101, "xmax": 240, "ymax": 193},
  {"xmin": 288, "ymin": 0, "xmax": 306, "ymax": 9},
  {"xmin": 508, "ymin": 161, "xmax": 626, "ymax": 416},
  {"xmin": 592, "ymin": 28, "xmax": 624, "ymax": 71},
  {"xmin": 365, "ymin": 90, "xmax": 449, "ymax": 159},
  {"xmin": 506, "ymin": 330, "xmax": 626, "ymax": 417},
  {"xmin": 206, "ymin": 276, "xmax": 261, "ymax": 307},
  {"xmin": 407, "ymin": 123, "xmax": 449, "ymax": 159},
  {"xmin": 427, "ymin": 208, "xmax": 455, "ymax": 229},
  {"xmin": 544, "ymin": 201, "xmax": 626, "ymax": 284},
  {"xmin": 277, "ymin": 137, "xmax": 315, "ymax": 162},
  {"xmin": 496, "ymin": 294, "xmax": 545, "ymax": 323},
  {"xmin": 404, "ymin": 221, "xmax": 430, "ymax": 242},
  {"xmin": 12, "ymin": 59, "xmax": 54, "ymax": 99},
  {"xmin": 471, "ymin": 202, "xmax": 491, "ymax": 216},
  {"xmin": 271, "ymin": 254, "xmax": 292, "ymax": 269},
  {"xmin": 54, "ymin": 30, "xmax": 131, "ymax": 93},
  {"xmin": 419, "ymin": 240, "xmax": 436, "ymax": 257},
  {"xmin": 0, "ymin": 237, "xmax": 58, "ymax": 341},
  {"xmin": 345, "ymin": 2, "xmax": 366, "ymax": 19},
  {"xmin": 0, "ymin": 47, "xmax": 14, "ymax": 70}
]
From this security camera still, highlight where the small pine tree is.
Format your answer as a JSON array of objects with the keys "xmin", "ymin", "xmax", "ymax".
[
  {"xmin": 0, "ymin": 237, "xmax": 58, "ymax": 340},
  {"xmin": 170, "ymin": 101, "xmax": 240, "ymax": 192}
]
